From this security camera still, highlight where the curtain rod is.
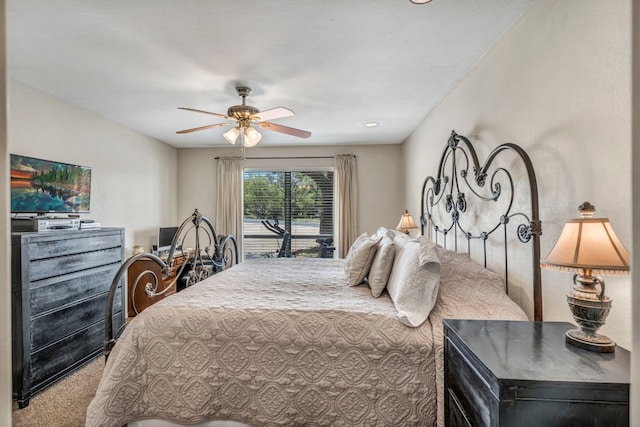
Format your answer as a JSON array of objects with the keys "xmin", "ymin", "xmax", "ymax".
[{"xmin": 214, "ymin": 155, "xmax": 355, "ymax": 160}]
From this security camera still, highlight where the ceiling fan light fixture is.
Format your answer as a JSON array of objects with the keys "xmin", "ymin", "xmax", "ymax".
[
  {"xmin": 243, "ymin": 126, "xmax": 262, "ymax": 147},
  {"xmin": 223, "ymin": 127, "xmax": 240, "ymax": 144},
  {"xmin": 176, "ymin": 85, "xmax": 311, "ymax": 141}
]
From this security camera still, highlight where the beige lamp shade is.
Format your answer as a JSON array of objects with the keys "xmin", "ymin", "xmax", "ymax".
[
  {"xmin": 396, "ymin": 209, "xmax": 418, "ymax": 233},
  {"xmin": 541, "ymin": 204, "xmax": 629, "ymax": 276}
]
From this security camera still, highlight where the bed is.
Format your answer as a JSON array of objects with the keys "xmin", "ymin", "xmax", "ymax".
[{"xmin": 86, "ymin": 131, "xmax": 542, "ymax": 427}]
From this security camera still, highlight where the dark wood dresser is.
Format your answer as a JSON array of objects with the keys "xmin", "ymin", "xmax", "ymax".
[
  {"xmin": 11, "ymin": 228, "xmax": 125, "ymax": 408},
  {"xmin": 443, "ymin": 319, "xmax": 630, "ymax": 427}
]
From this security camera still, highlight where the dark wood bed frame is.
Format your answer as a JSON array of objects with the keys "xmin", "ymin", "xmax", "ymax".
[
  {"xmin": 103, "ymin": 209, "xmax": 238, "ymax": 359},
  {"xmin": 420, "ymin": 130, "xmax": 543, "ymax": 320}
]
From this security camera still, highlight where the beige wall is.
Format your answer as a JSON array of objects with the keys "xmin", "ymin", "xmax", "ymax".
[
  {"xmin": 8, "ymin": 80, "xmax": 179, "ymax": 252},
  {"xmin": 402, "ymin": 1, "xmax": 632, "ymax": 349},
  {"xmin": 177, "ymin": 144, "xmax": 404, "ymax": 250}
]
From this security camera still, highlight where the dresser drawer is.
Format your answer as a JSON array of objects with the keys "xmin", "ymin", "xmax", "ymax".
[
  {"xmin": 31, "ymin": 287, "xmax": 122, "ymax": 351},
  {"xmin": 30, "ymin": 320, "xmax": 107, "ymax": 388},
  {"xmin": 30, "ymin": 264, "xmax": 121, "ymax": 316},
  {"xmin": 29, "ymin": 247, "xmax": 122, "ymax": 281},
  {"xmin": 26, "ymin": 232, "xmax": 123, "ymax": 260}
]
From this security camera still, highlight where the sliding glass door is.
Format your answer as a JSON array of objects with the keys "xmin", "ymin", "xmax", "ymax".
[{"xmin": 243, "ymin": 169, "xmax": 334, "ymax": 259}]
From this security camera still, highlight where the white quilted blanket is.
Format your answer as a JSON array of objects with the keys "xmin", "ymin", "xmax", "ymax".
[{"xmin": 86, "ymin": 256, "xmax": 526, "ymax": 427}]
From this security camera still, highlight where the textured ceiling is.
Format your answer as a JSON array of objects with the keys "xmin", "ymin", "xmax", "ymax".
[{"xmin": 7, "ymin": 0, "xmax": 534, "ymax": 148}]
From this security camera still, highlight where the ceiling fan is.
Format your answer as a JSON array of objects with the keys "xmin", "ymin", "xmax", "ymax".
[{"xmin": 176, "ymin": 86, "xmax": 311, "ymax": 147}]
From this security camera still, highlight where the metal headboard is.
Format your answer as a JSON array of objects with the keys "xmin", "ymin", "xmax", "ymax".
[
  {"xmin": 420, "ymin": 130, "xmax": 543, "ymax": 321},
  {"xmin": 103, "ymin": 209, "xmax": 239, "ymax": 359}
]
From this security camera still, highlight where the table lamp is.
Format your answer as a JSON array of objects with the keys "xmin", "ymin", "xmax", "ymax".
[
  {"xmin": 396, "ymin": 209, "xmax": 418, "ymax": 235},
  {"xmin": 540, "ymin": 202, "xmax": 629, "ymax": 352}
]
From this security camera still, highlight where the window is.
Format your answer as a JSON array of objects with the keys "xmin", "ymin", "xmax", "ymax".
[{"xmin": 243, "ymin": 169, "xmax": 334, "ymax": 259}]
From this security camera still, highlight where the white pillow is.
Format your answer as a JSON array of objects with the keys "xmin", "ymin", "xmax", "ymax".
[
  {"xmin": 386, "ymin": 239, "xmax": 441, "ymax": 327},
  {"xmin": 392, "ymin": 232, "xmax": 412, "ymax": 250},
  {"xmin": 367, "ymin": 236, "xmax": 395, "ymax": 297},
  {"xmin": 419, "ymin": 236, "xmax": 440, "ymax": 267},
  {"xmin": 344, "ymin": 233, "xmax": 382, "ymax": 286},
  {"xmin": 374, "ymin": 226, "xmax": 396, "ymax": 240}
]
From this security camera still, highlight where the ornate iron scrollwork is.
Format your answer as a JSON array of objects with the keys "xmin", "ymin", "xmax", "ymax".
[
  {"xmin": 447, "ymin": 130, "xmax": 459, "ymax": 148},
  {"xmin": 445, "ymin": 194, "xmax": 454, "ymax": 213},
  {"xmin": 476, "ymin": 168, "xmax": 487, "ymax": 187},
  {"xmin": 456, "ymin": 193, "xmax": 467, "ymax": 212},
  {"xmin": 518, "ymin": 219, "xmax": 543, "ymax": 243},
  {"xmin": 517, "ymin": 223, "xmax": 533, "ymax": 243},
  {"xmin": 420, "ymin": 130, "xmax": 543, "ymax": 321}
]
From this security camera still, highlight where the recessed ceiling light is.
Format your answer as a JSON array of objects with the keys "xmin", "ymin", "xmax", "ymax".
[
  {"xmin": 410, "ymin": 0, "xmax": 432, "ymax": 3},
  {"xmin": 364, "ymin": 122, "xmax": 379, "ymax": 128}
]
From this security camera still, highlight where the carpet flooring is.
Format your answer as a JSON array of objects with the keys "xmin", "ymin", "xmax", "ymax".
[{"xmin": 12, "ymin": 357, "xmax": 104, "ymax": 427}]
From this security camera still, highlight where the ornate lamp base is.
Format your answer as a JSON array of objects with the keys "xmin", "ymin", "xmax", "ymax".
[
  {"xmin": 565, "ymin": 273, "xmax": 615, "ymax": 353},
  {"xmin": 565, "ymin": 328, "xmax": 615, "ymax": 353}
]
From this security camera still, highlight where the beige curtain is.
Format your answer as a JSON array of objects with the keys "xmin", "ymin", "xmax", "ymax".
[
  {"xmin": 215, "ymin": 156, "xmax": 244, "ymax": 258},
  {"xmin": 334, "ymin": 154, "xmax": 358, "ymax": 258}
]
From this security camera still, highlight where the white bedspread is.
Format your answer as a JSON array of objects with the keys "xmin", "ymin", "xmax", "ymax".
[{"xmin": 86, "ymin": 256, "xmax": 527, "ymax": 427}]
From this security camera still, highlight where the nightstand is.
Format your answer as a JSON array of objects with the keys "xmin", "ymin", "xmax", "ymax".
[{"xmin": 443, "ymin": 319, "xmax": 630, "ymax": 427}]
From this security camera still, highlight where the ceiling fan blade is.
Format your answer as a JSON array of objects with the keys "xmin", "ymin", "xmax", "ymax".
[
  {"xmin": 176, "ymin": 122, "xmax": 234, "ymax": 134},
  {"xmin": 259, "ymin": 121, "xmax": 311, "ymax": 138},
  {"xmin": 251, "ymin": 106, "xmax": 295, "ymax": 122},
  {"xmin": 178, "ymin": 107, "xmax": 230, "ymax": 119}
]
